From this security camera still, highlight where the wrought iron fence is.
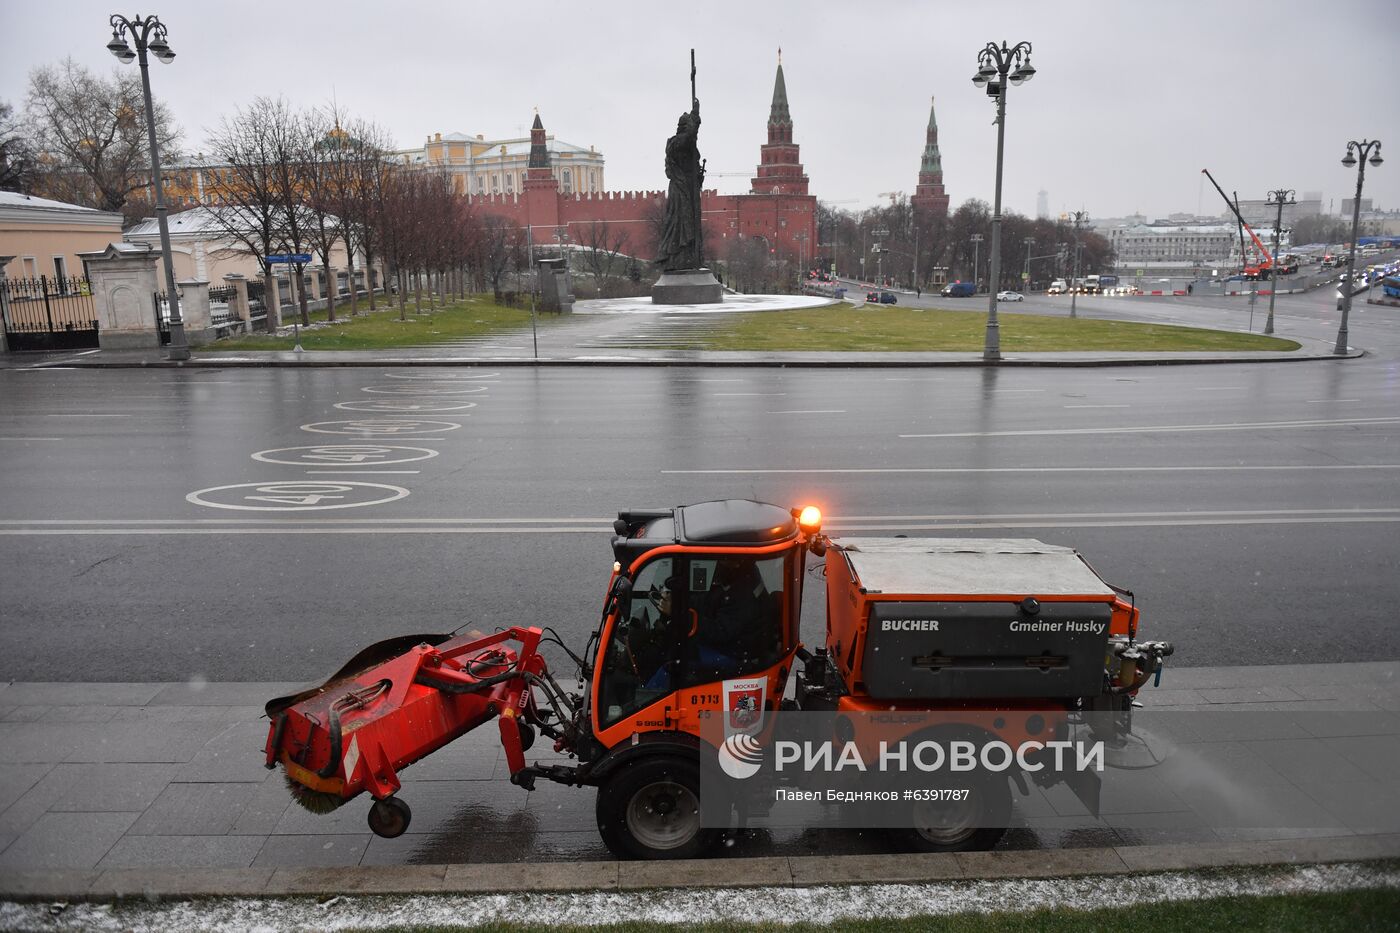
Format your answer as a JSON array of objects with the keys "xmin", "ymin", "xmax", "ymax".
[
  {"xmin": 1, "ymin": 275, "xmax": 99, "ymax": 351},
  {"xmin": 151, "ymin": 291, "xmax": 172, "ymax": 345}
]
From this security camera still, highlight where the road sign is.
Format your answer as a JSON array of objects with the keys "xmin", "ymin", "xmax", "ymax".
[{"xmin": 265, "ymin": 254, "xmax": 312, "ymax": 264}]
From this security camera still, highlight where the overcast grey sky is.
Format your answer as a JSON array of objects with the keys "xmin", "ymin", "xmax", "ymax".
[{"xmin": 4, "ymin": 0, "xmax": 1398, "ymax": 220}]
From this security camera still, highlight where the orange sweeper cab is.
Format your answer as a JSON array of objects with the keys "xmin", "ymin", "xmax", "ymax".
[{"xmin": 265, "ymin": 499, "xmax": 1172, "ymax": 859}]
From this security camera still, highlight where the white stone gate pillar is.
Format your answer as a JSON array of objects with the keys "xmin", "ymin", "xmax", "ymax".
[
  {"xmin": 177, "ymin": 279, "xmax": 212, "ymax": 345},
  {"xmin": 78, "ymin": 243, "xmax": 161, "ymax": 349},
  {"xmin": 0, "ymin": 255, "xmax": 13, "ymax": 353}
]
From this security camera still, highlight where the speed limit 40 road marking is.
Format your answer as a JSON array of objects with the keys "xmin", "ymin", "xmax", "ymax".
[{"xmin": 186, "ymin": 481, "xmax": 410, "ymax": 511}]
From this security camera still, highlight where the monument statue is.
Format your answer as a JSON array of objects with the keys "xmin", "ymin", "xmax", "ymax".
[
  {"xmin": 656, "ymin": 92, "xmax": 703, "ymax": 269},
  {"xmin": 651, "ymin": 50, "xmax": 722, "ymax": 304}
]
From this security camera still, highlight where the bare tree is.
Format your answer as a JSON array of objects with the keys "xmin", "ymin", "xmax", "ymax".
[
  {"xmin": 203, "ymin": 97, "xmax": 288, "ymax": 333},
  {"xmin": 0, "ymin": 101, "xmax": 37, "ymax": 193},
  {"xmin": 345, "ymin": 119, "xmax": 393, "ymax": 311},
  {"xmin": 23, "ymin": 58, "xmax": 180, "ymax": 217},
  {"xmin": 470, "ymin": 214, "xmax": 519, "ymax": 298},
  {"xmin": 580, "ymin": 221, "xmax": 631, "ymax": 297},
  {"xmin": 300, "ymin": 106, "xmax": 346, "ymax": 322}
]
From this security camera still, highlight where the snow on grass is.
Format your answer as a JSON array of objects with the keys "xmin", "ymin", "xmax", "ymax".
[{"xmin": 2, "ymin": 862, "xmax": 1399, "ymax": 932}]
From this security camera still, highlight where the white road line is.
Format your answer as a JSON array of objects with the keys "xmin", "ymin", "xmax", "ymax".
[
  {"xmin": 990, "ymin": 389, "xmax": 1045, "ymax": 393},
  {"xmin": 303, "ymin": 470, "xmax": 422, "ymax": 474},
  {"xmin": 768, "ymin": 410, "xmax": 847, "ymax": 414},
  {"xmin": 1063, "ymin": 405, "xmax": 1129, "ymax": 409},
  {"xmin": 1193, "ymin": 386, "xmax": 1244, "ymax": 391},
  {"xmin": 0, "ymin": 437, "xmax": 65, "ymax": 440},
  {"xmin": 899, "ymin": 416, "xmax": 1400, "ymax": 439},
  {"xmin": 4, "ymin": 413, "xmax": 133, "ymax": 418},
  {"xmin": 1307, "ymin": 399, "xmax": 1361, "ymax": 403},
  {"xmin": 715, "ymin": 393, "xmax": 788, "ymax": 396},
  {"xmin": 5, "ymin": 513, "xmax": 1399, "ymax": 535},
  {"xmin": 662, "ymin": 464, "xmax": 1400, "ymax": 475}
]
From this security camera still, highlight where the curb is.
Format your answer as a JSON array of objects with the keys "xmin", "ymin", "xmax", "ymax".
[
  {"xmin": 4, "ymin": 834, "xmax": 1399, "ymax": 902},
  {"xmin": 12, "ymin": 349, "xmax": 1363, "ymax": 370}
]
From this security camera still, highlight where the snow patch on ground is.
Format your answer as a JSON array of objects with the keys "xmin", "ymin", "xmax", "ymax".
[{"xmin": 2, "ymin": 862, "xmax": 1397, "ymax": 932}]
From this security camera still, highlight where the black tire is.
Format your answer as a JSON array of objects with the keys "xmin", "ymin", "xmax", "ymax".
[
  {"xmin": 367, "ymin": 795, "xmax": 411, "ymax": 839},
  {"xmin": 596, "ymin": 755, "xmax": 716, "ymax": 860},
  {"xmin": 893, "ymin": 772, "xmax": 1010, "ymax": 853}
]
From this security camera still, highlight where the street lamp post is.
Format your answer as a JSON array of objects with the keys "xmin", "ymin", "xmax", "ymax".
[
  {"xmin": 1337, "ymin": 139, "xmax": 1383, "ymax": 355},
  {"xmin": 1263, "ymin": 188, "xmax": 1294, "ymax": 336},
  {"xmin": 971, "ymin": 40, "xmax": 1036, "ymax": 361},
  {"xmin": 1022, "ymin": 237, "xmax": 1035, "ymax": 292},
  {"xmin": 872, "ymin": 226, "xmax": 889, "ymax": 287},
  {"xmin": 1068, "ymin": 210, "xmax": 1087, "ymax": 319},
  {"xmin": 107, "ymin": 13, "xmax": 187, "ymax": 361},
  {"xmin": 970, "ymin": 233, "xmax": 984, "ymax": 290}
]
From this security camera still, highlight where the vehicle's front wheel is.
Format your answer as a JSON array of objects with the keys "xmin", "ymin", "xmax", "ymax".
[{"xmin": 596, "ymin": 755, "xmax": 716, "ymax": 860}]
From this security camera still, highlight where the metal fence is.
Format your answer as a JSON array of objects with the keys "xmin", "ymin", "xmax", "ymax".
[{"xmin": 1, "ymin": 275, "xmax": 99, "ymax": 352}]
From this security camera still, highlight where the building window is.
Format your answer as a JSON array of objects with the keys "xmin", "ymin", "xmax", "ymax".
[
  {"xmin": 562, "ymin": 169, "xmax": 572, "ymax": 193},
  {"xmin": 493, "ymin": 175, "xmax": 500, "ymax": 193},
  {"xmin": 505, "ymin": 174, "xmax": 513, "ymax": 192}
]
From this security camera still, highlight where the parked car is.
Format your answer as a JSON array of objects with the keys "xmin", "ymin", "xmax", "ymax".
[
  {"xmin": 996, "ymin": 290, "xmax": 1024, "ymax": 302},
  {"xmin": 866, "ymin": 291, "xmax": 880, "ymax": 302},
  {"xmin": 878, "ymin": 291, "xmax": 898, "ymax": 304},
  {"xmin": 941, "ymin": 281, "xmax": 976, "ymax": 297}
]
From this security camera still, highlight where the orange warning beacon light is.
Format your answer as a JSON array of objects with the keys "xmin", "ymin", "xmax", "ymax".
[{"xmin": 796, "ymin": 505, "xmax": 822, "ymax": 534}]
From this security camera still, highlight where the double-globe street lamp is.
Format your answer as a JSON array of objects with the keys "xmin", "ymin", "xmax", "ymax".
[
  {"xmin": 1263, "ymin": 188, "xmax": 1294, "ymax": 336},
  {"xmin": 1068, "ymin": 210, "xmax": 1088, "ymax": 319},
  {"xmin": 107, "ymin": 13, "xmax": 187, "ymax": 361},
  {"xmin": 971, "ymin": 40, "xmax": 1036, "ymax": 361},
  {"xmin": 969, "ymin": 233, "xmax": 984, "ymax": 292},
  {"xmin": 1336, "ymin": 139, "xmax": 1383, "ymax": 355}
]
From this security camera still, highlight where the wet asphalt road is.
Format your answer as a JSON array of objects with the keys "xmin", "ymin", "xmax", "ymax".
[{"xmin": 3, "ymin": 327, "xmax": 1399, "ymax": 683}]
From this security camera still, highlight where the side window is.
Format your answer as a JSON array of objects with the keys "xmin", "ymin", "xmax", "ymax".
[
  {"xmin": 679, "ymin": 554, "xmax": 786, "ymax": 688},
  {"xmin": 597, "ymin": 557, "xmax": 677, "ymax": 728}
]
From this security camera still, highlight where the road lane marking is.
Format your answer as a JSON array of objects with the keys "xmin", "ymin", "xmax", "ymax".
[
  {"xmin": 715, "ymin": 393, "xmax": 788, "ymax": 397},
  {"xmin": 899, "ymin": 416, "xmax": 1400, "ymax": 439},
  {"xmin": 254, "ymin": 445, "xmax": 439, "ymax": 466},
  {"xmin": 1307, "ymin": 399, "xmax": 1361, "ymax": 403},
  {"xmin": 1193, "ymin": 387, "xmax": 1244, "ymax": 391},
  {"xmin": 186, "ymin": 482, "xmax": 410, "ymax": 511},
  {"xmin": 662, "ymin": 464, "xmax": 1400, "ymax": 475},
  {"xmin": 1063, "ymin": 405, "xmax": 1129, "ymax": 409},
  {"xmin": 768, "ymin": 410, "xmax": 846, "ymax": 414},
  {"xmin": 304, "ymin": 470, "xmax": 421, "ymax": 474},
  {"xmin": 6, "ymin": 511, "xmax": 1400, "ymax": 536},
  {"xmin": 0, "ymin": 437, "xmax": 64, "ymax": 440},
  {"xmin": 3, "ymin": 414, "xmax": 133, "ymax": 417}
]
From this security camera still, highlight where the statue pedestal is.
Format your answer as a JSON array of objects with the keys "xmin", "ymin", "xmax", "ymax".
[{"xmin": 652, "ymin": 268, "xmax": 723, "ymax": 305}]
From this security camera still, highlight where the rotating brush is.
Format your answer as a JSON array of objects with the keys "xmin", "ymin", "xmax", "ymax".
[{"xmin": 284, "ymin": 772, "xmax": 348, "ymax": 814}]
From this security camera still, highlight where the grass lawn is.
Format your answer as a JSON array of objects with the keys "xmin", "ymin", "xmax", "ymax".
[
  {"xmin": 203, "ymin": 296, "xmax": 555, "ymax": 352},
  {"xmin": 679, "ymin": 305, "xmax": 1302, "ymax": 352},
  {"xmin": 343, "ymin": 887, "xmax": 1400, "ymax": 932}
]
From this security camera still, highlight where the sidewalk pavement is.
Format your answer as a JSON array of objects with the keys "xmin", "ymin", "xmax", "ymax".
[
  {"xmin": 2, "ymin": 661, "xmax": 1398, "ymax": 900},
  {"xmin": 0, "ymin": 305, "xmax": 1358, "ymax": 370}
]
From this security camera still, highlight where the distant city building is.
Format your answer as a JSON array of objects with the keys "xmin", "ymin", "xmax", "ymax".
[
  {"xmin": 910, "ymin": 97, "xmax": 949, "ymax": 215},
  {"xmin": 1229, "ymin": 198, "xmax": 1322, "ymax": 228},
  {"xmin": 1108, "ymin": 220, "xmax": 1239, "ymax": 277},
  {"xmin": 397, "ymin": 126, "xmax": 606, "ymax": 199},
  {"xmin": 1342, "ymin": 198, "xmax": 1374, "ymax": 216},
  {"xmin": 1036, "ymin": 189, "xmax": 1048, "ymax": 220}
]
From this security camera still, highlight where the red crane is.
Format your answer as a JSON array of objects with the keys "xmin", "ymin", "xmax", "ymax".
[{"xmin": 1201, "ymin": 169, "xmax": 1274, "ymax": 278}]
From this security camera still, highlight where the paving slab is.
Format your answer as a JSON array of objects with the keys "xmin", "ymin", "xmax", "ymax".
[
  {"xmin": 127, "ymin": 782, "xmax": 260, "ymax": 836},
  {"xmin": 172, "ymin": 720, "xmax": 278, "ymax": 783},
  {"xmin": 95, "ymin": 834, "xmax": 266, "ymax": 870},
  {"xmin": 64, "ymin": 721, "xmax": 218, "ymax": 764},
  {"xmin": 252, "ymin": 834, "xmax": 370, "ymax": 868},
  {"xmin": 0, "ymin": 764, "xmax": 54, "ymax": 814},
  {"xmin": 0, "ymin": 812, "xmax": 136, "ymax": 871},
  {"xmin": 146, "ymin": 681, "xmax": 301, "ymax": 707},
  {"xmin": 0, "ymin": 722, "xmax": 102, "ymax": 764},
  {"xmin": 45, "ymin": 763, "xmax": 177, "ymax": 813},
  {"xmin": 618, "ymin": 855, "xmax": 794, "ymax": 890},
  {"xmin": 268, "ymin": 864, "xmax": 452, "ymax": 894},
  {"xmin": 789, "ymin": 851, "xmax": 964, "ymax": 885},
  {"xmin": 0, "ymin": 683, "xmax": 164, "ymax": 707}
]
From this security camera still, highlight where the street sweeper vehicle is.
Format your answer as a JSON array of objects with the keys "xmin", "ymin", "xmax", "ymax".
[{"xmin": 265, "ymin": 499, "xmax": 1172, "ymax": 859}]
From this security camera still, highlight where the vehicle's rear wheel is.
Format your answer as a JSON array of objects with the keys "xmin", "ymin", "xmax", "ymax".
[
  {"xmin": 596, "ymin": 755, "xmax": 716, "ymax": 860},
  {"xmin": 893, "ymin": 772, "xmax": 1010, "ymax": 853}
]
